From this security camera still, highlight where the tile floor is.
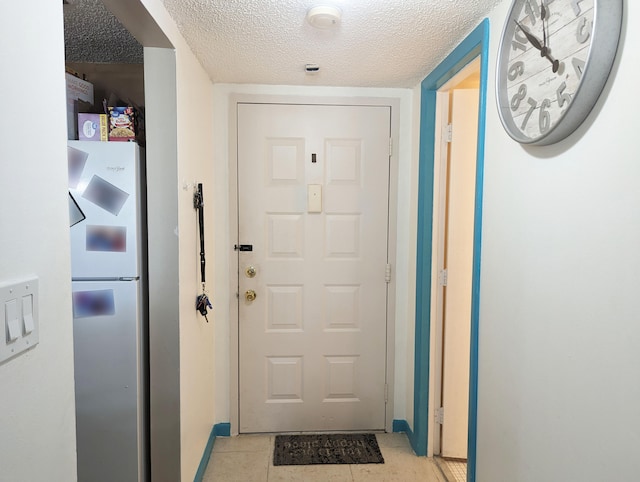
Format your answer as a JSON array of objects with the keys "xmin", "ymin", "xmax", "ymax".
[
  {"xmin": 435, "ymin": 458, "xmax": 467, "ymax": 482},
  {"xmin": 203, "ymin": 433, "xmax": 448, "ymax": 482}
]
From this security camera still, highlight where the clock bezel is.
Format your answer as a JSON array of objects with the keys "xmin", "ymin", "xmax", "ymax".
[{"xmin": 496, "ymin": 0, "xmax": 623, "ymax": 146}]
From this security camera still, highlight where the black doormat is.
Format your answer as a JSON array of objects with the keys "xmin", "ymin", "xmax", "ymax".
[{"xmin": 273, "ymin": 433, "xmax": 384, "ymax": 466}]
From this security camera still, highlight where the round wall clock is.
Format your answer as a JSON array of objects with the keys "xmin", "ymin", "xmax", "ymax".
[{"xmin": 496, "ymin": 0, "xmax": 623, "ymax": 145}]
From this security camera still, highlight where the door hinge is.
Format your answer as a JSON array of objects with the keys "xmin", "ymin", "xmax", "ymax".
[
  {"xmin": 389, "ymin": 137, "xmax": 393, "ymax": 157},
  {"xmin": 438, "ymin": 269, "xmax": 448, "ymax": 286},
  {"xmin": 435, "ymin": 406, "xmax": 444, "ymax": 424},
  {"xmin": 385, "ymin": 264, "xmax": 392, "ymax": 284},
  {"xmin": 384, "ymin": 383, "xmax": 389, "ymax": 403},
  {"xmin": 444, "ymin": 123, "xmax": 453, "ymax": 143}
]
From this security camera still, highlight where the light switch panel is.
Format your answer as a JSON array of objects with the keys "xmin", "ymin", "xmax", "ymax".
[
  {"xmin": 0, "ymin": 277, "xmax": 39, "ymax": 364},
  {"xmin": 308, "ymin": 184, "xmax": 322, "ymax": 213}
]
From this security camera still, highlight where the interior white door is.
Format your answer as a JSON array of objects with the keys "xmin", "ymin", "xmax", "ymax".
[
  {"xmin": 441, "ymin": 88, "xmax": 479, "ymax": 459},
  {"xmin": 237, "ymin": 103, "xmax": 390, "ymax": 433}
]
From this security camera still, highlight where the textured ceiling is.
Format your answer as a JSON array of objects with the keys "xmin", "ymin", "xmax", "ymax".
[
  {"xmin": 64, "ymin": 0, "xmax": 143, "ymax": 64},
  {"xmin": 63, "ymin": 0, "xmax": 500, "ymax": 87},
  {"xmin": 160, "ymin": 0, "xmax": 501, "ymax": 88}
]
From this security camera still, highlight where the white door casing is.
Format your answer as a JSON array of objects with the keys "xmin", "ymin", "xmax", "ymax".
[
  {"xmin": 441, "ymin": 88, "xmax": 479, "ymax": 459},
  {"xmin": 237, "ymin": 103, "xmax": 391, "ymax": 433}
]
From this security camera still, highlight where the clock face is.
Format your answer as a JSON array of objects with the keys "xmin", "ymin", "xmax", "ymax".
[{"xmin": 496, "ymin": 0, "xmax": 622, "ymax": 145}]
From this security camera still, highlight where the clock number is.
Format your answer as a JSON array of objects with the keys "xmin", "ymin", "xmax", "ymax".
[
  {"xmin": 571, "ymin": 0, "xmax": 583, "ymax": 16},
  {"xmin": 510, "ymin": 84, "xmax": 528, "ymax": 111},
  {"xmin": 556, "ymin": 81, "xmax": 571, "ymax": 108},
  {"xmin": 512, "ymin": 25, "xmax": 528, "ymax": 52},
  {"xmin": 512, "ymin": 40, "xmax": 527, "ymax": 52},
  {"xmin": 514, "ymin": 28, "xmax": 528, "ymax": 45},
  {"xmin": 521, "ymin": 97, "xmax": 537, "ymax": 130},
  {"xmin": 576, "ymin": 17, "xmax": 591, "ymax": 43},
  {"xmin": 508, "ymin": 61, "xmax": 525, "ymax": 81},
  {"xmin": 539, "ymin": 99, "xmax": 551, "ymax": 134},
  {"xmin": 524, "ymin": 0, "xmax": 540, "ymax": 25},
  {"xmin": 572, "ymin": 57, "xmax": 585, "ymax": 79}
]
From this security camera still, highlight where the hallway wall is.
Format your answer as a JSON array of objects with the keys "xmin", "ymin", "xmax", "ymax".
[
  {"xmin": 0, "ymin": 2, "xmax": 77, "ymax": 481},
  {"xmin": 476, "ymin": 1, "xmax": 640, "ymax": 480},
  {"xmin": 126, "ymin": 1, "xmax": 217, "ymax": 480},
  {"xmin": 0, "ymin": 1, "xmax": 216, "ymax": 480}
]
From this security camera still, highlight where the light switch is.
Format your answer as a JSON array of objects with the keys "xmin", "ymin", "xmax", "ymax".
[
  {"xmin": 5, "ymin": 300, "xmax": 20, "ymax": 342},
  {"xmin": 22, "ymin": 295, "xmax": 34, "ymax": 334},
  {"xmin": 308, "ymin": 184, "xmax": 322, "ymax": 213}
]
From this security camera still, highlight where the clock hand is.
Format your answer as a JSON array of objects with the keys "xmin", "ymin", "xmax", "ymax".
[
  {"xmin": 515, "ymin": 19, "xmax": 560, "ymax": 73},
  {"xmin": 514, "ymin": 20, "xmax": 544, "ymax": 51},
  {"xmin": 539, "ymin": 2, "xmax": 563, "ymax": 73},
  {"xmin": 540, "ymin": 1, "xmax": 548, "ymax": 48}
]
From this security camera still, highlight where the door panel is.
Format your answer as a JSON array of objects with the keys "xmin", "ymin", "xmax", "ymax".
[
  {"xmin": 441, "ymin": 89, "xmax": 479, "ymax": 459},
  {"xmin": 237, "ymin": 103, "xmax": 390, "ymax": 433},
  {"xmin": 72, "ymin": 280, "xmax": 143, "ymax": 482},
  {"xmin": 67, "ymin": 141, "xmax": 142, "ymax": 279}
]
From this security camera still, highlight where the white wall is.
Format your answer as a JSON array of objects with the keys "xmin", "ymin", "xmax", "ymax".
[
  {"xmin": 0, "ymin": 1, "xmax": 77, "ymax": 481},
  {"xmin": 0, "ymin": 0, "xmax": 217, "ymax": 480},
  {"xmin": 476, "ymin": 1, "xmax": 640, "ymax": 480},
  {"xmin": 211, "ymin": 84, "xmax": 417, "ymax": 428},
  {"xmin": 174, "ymin": 42, "xmax": 216, "ymax": 482},
  {"xmin": 135, "ymin": 1, "xmax": 217, "ymax": 480},
  {"xmin": 144, "ymin": 46, "xmax": 182, "ymax": 481}
]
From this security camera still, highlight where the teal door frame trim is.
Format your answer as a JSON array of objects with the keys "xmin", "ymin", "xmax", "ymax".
[{"xmin": 411, "ymin": 19, "xmax": 489, "ymax": 482}]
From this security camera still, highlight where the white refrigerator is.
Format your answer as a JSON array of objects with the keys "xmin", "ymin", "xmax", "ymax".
[{"xmin": 68, "ymin": 141, "xmax": 148, "ymax": 482}]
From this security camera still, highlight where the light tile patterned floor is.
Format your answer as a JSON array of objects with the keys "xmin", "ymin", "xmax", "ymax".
[
  {"xmin": 443, "ymin": 459, "xmax": 466, "ymax": 482},
  {"xmin": 203, "ymin": 433, "xmax": 447, "ymax": 482}
]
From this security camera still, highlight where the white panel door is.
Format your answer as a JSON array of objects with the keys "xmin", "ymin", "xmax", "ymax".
[
  {"xmin": 237, "ymin": 103, "xmax": 390, "ymax": 433},
  {"xmin": 441, "ymin": 89, "xmax": 479, "ymax": 459}
]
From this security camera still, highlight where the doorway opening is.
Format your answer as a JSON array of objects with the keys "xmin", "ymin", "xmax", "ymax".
[
  {"xmin": 432, "ymin": 59, "xmax": 480, "ymax": 482},
  {"xmin": 412, "ymin": 19, "xmax": 489, "ymax": 482}
]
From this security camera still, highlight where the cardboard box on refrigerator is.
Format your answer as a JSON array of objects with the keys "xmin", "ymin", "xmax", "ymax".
[
  {"xmin": 78, "ymin": 113, "xmax": 108, "ymax": 141},
  {"xmin": 66, "ymin": 73, "xmax": 94, "ymax": 140},
  {"xmin": 108, "ymin": 106, "xmax": 136, "ymax": 142}
]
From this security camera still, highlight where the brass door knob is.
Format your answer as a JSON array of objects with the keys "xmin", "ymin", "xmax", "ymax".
[{"xmin": 245, "ymin": 290, "xmax": 257, "ymax": 302}]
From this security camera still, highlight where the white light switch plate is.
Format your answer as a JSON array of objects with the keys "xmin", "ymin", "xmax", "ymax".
[
  {"xmin": 0, "ymin": 277, "xmax": 39, "ymax": 364},
  {"xmin": 308, "ymin": 184, "xmax": 322, "ymax": 213}
]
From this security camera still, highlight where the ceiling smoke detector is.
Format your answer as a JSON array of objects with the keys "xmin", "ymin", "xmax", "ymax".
[{"xmin": 306, "ymin": 6, "xmax": 342, "ymax": 29}]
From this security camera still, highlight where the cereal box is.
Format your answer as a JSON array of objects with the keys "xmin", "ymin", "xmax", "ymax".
[
  {"xmin": 108, "ymin": 106, "xmax": 136, "ymax": 142},
  {"xmin": 78, "ymin": 114, "xmax": 108, "ymax": 141}
]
